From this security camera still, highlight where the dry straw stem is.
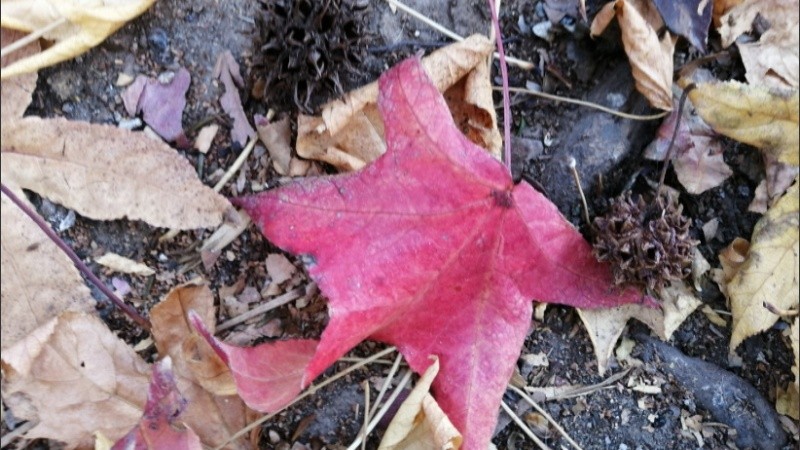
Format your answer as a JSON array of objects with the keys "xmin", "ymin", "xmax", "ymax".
[
  {"xmin": 503, "ymin": 87, "xmax": 670, "ymax": 120},
  {"xmin": 215, "ymin": 346, "xmax": 398, "ymax": 449},
  {"xmin": 508, "ymin": 384, "xmax": 585, "ymax": 450},
  {"xmin": 386, "ymin": 0, "xmax": 534, "ymax": 70},
  {"xmin": 215, "ymin": 287, "xmax": 304, "ymax": 332},
  {"xmin": 347, "ymin": 371, "xmax": 413, "ymax": 450},
  {"xmin": 500, "ymin": 400, "xmax": 553, "ymax": 450}
]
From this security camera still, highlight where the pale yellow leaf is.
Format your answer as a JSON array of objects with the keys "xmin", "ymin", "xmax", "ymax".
[
  {"xmin": 95, "ymin": 252, "xmax": 155, "ymax": 276},
  {"xmin": 578, "ymin": 282, "xmax": 701, "ymax": 374},
  {"xmin": 0, "ymin": 312, "xmax": 151, "ymax": 448},
  {"xmin": 0, "ymin": 194, "xmax": 94, "ymax": 349},
  {"xmin": 379, "ymin": 357, "xmax": 462, "ymax": 450},
  {"xmin": 297, "ymin": 35, "xmax": 499, "ymax": 171},
  {"xmin": 0, "ymin": 0, "xmax": 156, "ymax": 79},
  {"xmin": 615, "ymin": 0, "xmax": 674, "ymax": 111},
  {"xmin": 149, "ymin": 282, "xmax": 253, "ymax": 448},
  {"xmin": 590, "ymin": 2, "xmax": 617, "ymax": 37},
  {"xmin": 0, "ymin": 117, "xmax": 231, "ymax": 229},
  {"xmin": 729, "ymin": 181, "xmax": 800, "ymax": 350},
  {"xmin": 776, "ymin": 383, "xmax": 799, "ymax": 419},
  {"xmin": 686, "ymin": 81, "xmax": 799, "ymax": 166}
]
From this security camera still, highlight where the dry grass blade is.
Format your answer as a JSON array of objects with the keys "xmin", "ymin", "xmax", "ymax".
[
  {"xmin": 508, "ymin": 385, "xmax": 584, "ymax": 450},
  {"xmin": 215, "ymin": 287, "xmax": 304, "ymax": 332},
  {"xmin": 347, "ymin": 371, "xmax": 413, "ymax": 450},
  {"xmin": 524, "ymin": 367, "xmax": 632, "ymax": 401},
  {"xmin": 500, "ymin": 400, "xmax": 553, "ymax": 450},
  {"xmin": 503, "ymin": 87, "xmax": 670, "ymax": 120}
]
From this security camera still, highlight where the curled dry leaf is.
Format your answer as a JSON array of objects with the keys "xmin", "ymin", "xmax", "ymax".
[
  {"xmin": 0, "ymin": 117, "xmax": 231, "ymax": 229},
  {"xmin": 728, "ymin": 181, "xmax": 799, "ymax": 350},
  {"xmin": 296, "ymin": 34, "xmax": 501, "ymax": 171},
  {"xmin": 149, "ymin": 282, "xmax": 254, "ymax": 449},
  {"xmin": 112, "ymin": 357, "xmax": 203, "ymax": 450},
  {"xmin": 684, "ymin": 80, "xmax": 799, "ymax": 167},
  {"xmin": 0, "ymin": 0, "xmax": 156, "ymax": 79},
  {"xmin": 379, "ymin": 357, "xmax": 462, "ymax": 450},
  {"xmin": 578, "ymin": 281, "xmax": 702, "ymax": 374},
  {"xmin": 95, "ymin": 252, "xmax": 155, "ymax": 276},
  {"xmin": 718, "ymin": 0, "xmax": 799, "ymax": 89},
  {"xmin": 214, "ymin": 51, "xmax": 256, "ymax": 147},
  {"xmin": 255, "ymin": 115, "xmax": 309, "ymax": 176},
  {"xmin": 121, "ymin": 68, "xmax": 191, "ymax": 145},
  {"xmin": 591, "ymin": 0, "xmax": 674, "ymax": 111},
  {"xmin": 0, "ymin": 312, "xmax": 151, "ymax": 448}
]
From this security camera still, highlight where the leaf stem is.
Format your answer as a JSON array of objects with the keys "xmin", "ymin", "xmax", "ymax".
[
  {"xmin": 657, "ymin": 84, "xmax": 696, "ymax": 196},
  {"xmin": 487, "ymin": 0, "xmax": 512, "ymax": 170},
  {"xmin": 0, "ymin": 183, "xmax": 151, "ymax": 331}
]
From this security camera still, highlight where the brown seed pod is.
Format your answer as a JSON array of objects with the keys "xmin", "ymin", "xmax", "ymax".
[
  {"xmin": 592, "ymin": 192, "xmax": 698, "ymax": 294},
  {"xmin": 252, "ymin": 0, "xmax": 370, "ymax": 112}
]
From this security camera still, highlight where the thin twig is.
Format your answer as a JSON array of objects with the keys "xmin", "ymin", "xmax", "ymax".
[
  {"xmin": 368, "ymin": 352, "xmax": 404, "ymax": 418},
  {"xmin": 0, "ymin": 421, "xmax": 35, "ymax": 448},
  {"xmin": 215, "ymin": 287, "xmax": 303, "ymax": 332},
  {"xmin": 0, "ymin": 17, "xmax": 67, "ymax": 58},
  {"xmin": 568, "ymin": 157, "xmax": 592, "ymax": 228},
  {"xmin": 502, "ymin": 87, "xmax": 671, "ymax": 120},
  {"xmin": 487, "ymin": 0, "xmax": 512, "ymax": 169},
  {"xmin": 214, "ymin": 346, "xmax": 398, "ymax": 449},
  {"xmin": 385, "ymin": 0, "xmax": 534, "ymax": 70},
  {"xmin": 500, "ymin": 400, "xmax": 554, "ymax": 450},
  {"xmin": 509, "ymin": 385, "xmax": 585, "ymax": 450},
  {"xmin": 360, "ymin": 380, "xmax": 370, "ymax": 450},
  {"xmin": 0, "ymin": 183, "xmax": 151, "ymax": 331},
  {"xmin": 346, "ymin": 370, "xmax": 413, "ymax": 450},
  {"xmin": 657, "ymin": 84, "xmax": 696, "ymax": 196}
]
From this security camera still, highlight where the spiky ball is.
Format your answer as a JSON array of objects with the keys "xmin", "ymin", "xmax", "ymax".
[
  {"xmin": 592, "ymin": 192, "xmax": 697, "ymax": 293},
  {"xmin": 252, "ymin": 0, "xmax": 369, "ymax": 112}
]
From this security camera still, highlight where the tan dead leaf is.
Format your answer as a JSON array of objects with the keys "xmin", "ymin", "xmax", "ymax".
[
  {"xmin": 729, "ymin": 181, "xmax": 799, "ymax": 350},
  {"xmin": 150, "ymin": 282, "xmax": 254, "ymax": 449},
  {"xmin": 379, "ymin": 357, "xmax": 462, "ymax": 450},
  {"xmin": 1, "ymin": 28, "xmax": 39, "ymax": 122},
  {"xmin": 0, "ymin": 194, "xmax": 94, "ymax": 349},
  {"xmin": 0, "ymin": 312, "xmax": 151, "ymax": 448},
  {"xmin": 0, "ymin": 117, "xmax": 231, "ymax": 229},
  {"xmin": 0, "ymin": 0, "xmax": 156, "ymax": 79},
  {"xmin": 718, "ymin": 0, "xmax": 798, "ymax": 89},
  {"xmin": 775, "ymin": 317, "xmax": 799, "ymax": 418},
  {"xmin": 255, "ymin": 115, "xmax": 297, "ymax": 176},
  {"xmin": 685, "ymin": 80, "xmax": 799, "ymax": 166},
  {"xmin": 712, "ymin": 0, "xmax": 744, "ymax": 27},
  {"xmin": 297, "ymin": 34, "xmax": 500, "ymax": 171},
  {"xmin": 590, "ymin": 0, "xmax": 673, "ymax": 111},
  {"xmin": 578, "ymin": 282, "xmax": 702, "ymax": 374},
  {"xmin": 95, "ymin": 252, "xmax": 155, "ymax": 276}
]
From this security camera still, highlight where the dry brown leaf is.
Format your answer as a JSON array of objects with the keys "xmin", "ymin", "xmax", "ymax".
[
  {"xmin": 590, "ymin": 0, "xmax": 673, "ymax": 111},
  {"xmin": 712, "ymin": 0, "xmax": 744, "ymax": 27},
  {"xmin": 150, "ymin": 282, "xmax": 254, "ymax": 449},
  {"xmin": 0, "ymin": 117, "xmax": 231, "ymax": 229},
  {"xmin": 718, "ymin": 0, "xmax": 799, "ymax": 89},
  {"xmin": 255, "ymin": 115, "xmax": 298, "ymax": 176},
  {"xmin": 686, "ymin": 80, "xmax": 800, "ymax": 166},
  {"xmin": 214, "ymin": 51, "xmax": 256, "ymax": 147},
  {"xmin": 0, "ymin": 0, "xmax": 156, "ymax": 79},
  {"xmin": 748, "ymin": 157, "xmax": 799, "ymax": 213},
  {"xmin": 378, "ymin": 357, "xmax": 462, "ymax": 450},
  {"xmin": 0, "ymin": 195, "xmax": 95, "ymax": 349},
  {"xmin": 728, "ymin": 181, "xmax": 799, "ymax": 350},
  {"xmin": 578, "ymin": 282, "xmax": 701, "ymax": 374},
  {"xmin": 1, "ymin": 28, "xmax": 39, "ymax": 122},
  {"xmin": 1, "ymin": 312, "xmax": 151, "ymax": 448},
  {"xmin": 95, "ymin": 252, "xmax": 155, "ymax": 276},
  {"xmin": 296, "ymin": 34, "xmax": 500, "ymax": 171}
]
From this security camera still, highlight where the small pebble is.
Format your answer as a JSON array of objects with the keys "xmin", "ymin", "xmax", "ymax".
[
  {"xmin": 157, "ymin": 71, "xmax": 175, "ymax": 85},
  {"xmin": 118, "ymin": 117, "xmax": 143, "ymax": 130}
]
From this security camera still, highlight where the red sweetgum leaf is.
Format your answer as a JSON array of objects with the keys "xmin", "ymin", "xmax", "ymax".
[
  {"xmin": 232, "ymin": 57, "xmax": 650, "ymax": 450},
  {"xmin": 112, "ymin": 357, "xmax": 202, "ymax": 450}
]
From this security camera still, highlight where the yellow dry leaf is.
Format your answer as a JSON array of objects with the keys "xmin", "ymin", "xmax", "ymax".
[
  {"xmin": 0, "ymin": 0, "xmax": 156, "ymax": 79},
  {"xmin": 685, "ymin": 80, "xmax": 799, "ymax": 166},
  {"xmin": 589, "ymin": 0, "xmax": 673, "ymax": 111},
  {"xmin": 150, "ymin": 282, "xmax": 253, "ymax": 448},
  {"xmin": 297, "ymin": 35, "xmax": 500, "ymax": 171},
  {"xmin": 95, "ymin": 252, "xmax": 155, "ymax": 276},
  {"xmin": 0, "ymin": 117, "xmax": 231, "ymax": 229},
  {"xmin": 729, "ymin": 181, "xmax": 799, "ymax": 350},
  {"xmin": 379, "ymin": 357, "xmax": 462, "ymax": 450},
  {"xmin": 0, "ymin": 312, "xmax": 151, "ymax": 448},
  {"xmin": 578, "ymin": 282, "xmax": 701, "ymax": 374}
]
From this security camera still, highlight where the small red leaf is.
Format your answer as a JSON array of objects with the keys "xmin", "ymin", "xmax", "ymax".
[{"xmin": 232, "ymin": 57, "xmax": 649, "ymax": 450}]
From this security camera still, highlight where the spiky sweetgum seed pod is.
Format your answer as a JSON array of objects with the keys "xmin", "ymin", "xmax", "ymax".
[
  {"xmin": 252, "ymin": 0, "xmax": 369, "ymax": 112},
  {"xmin": 592, "ymin": 192, "xmax": 698, "ymax": 293}
]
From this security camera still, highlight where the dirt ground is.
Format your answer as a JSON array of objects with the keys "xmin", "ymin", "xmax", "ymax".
[{"xmin": 6, "ymin": 0, "xmax": 798, "ymax": 449}]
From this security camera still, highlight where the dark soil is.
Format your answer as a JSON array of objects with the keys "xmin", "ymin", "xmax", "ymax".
[{"xmin": 3, "ymin": 0, "xmax": 797, "ymax": 449}]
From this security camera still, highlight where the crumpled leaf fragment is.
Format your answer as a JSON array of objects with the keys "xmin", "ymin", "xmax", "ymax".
[
  {"xmin": 749, "ymin": 155, "xmax": 799, "ymax": 213},
  {"xmin": 718, "ymin": 0, "xmax": 799, "ymax": 89},
  {"xmin": 1, "ymin": 117, "xmax": 231, "ymax": 229},
  {"xmin": 112, "ymin": 357, "xmax": 203, "ymax": 450},
  {"xmin": 778, "ymin": 318, "xmax": 800, "ymax": 419},
  {"xmin": 0, "ymin": 0, "xmax": 156, "ymax": 79},
  {"xmin": 0, "ymin": 312, "xmax": 151, "ymax": 448},
  {"xmin": 296, "ymin": 34, "xmax": 501, "ymax": 171},
  {"xmin": 95, "ymin": 252, "xmax": 155, "ymax": 276},
  {"xmin": 256, "ymin": 115, "xmax": 309, "ymax": 176},
  {"xmin": 122, "ymin": 68, "xmax": 191, "ymax": 145},
  {"xmin": 645, "ymin": 93, "xmax": 732, "ymax": 193},
  {"xmin": 228, "ymin": 57, "xmax": 651, "ymax": 450},
  {"xmin": 651, "ymin": 0, "xmax": 712, "ymax": 51},
  {"xmin": 1, "ymin": 28, "xmax": 39, "ymax": 122},
  {"xmin": 591, "ymin": 0, "xmax": 675, "ymax": 111},
  {"xmin": 379, "ymin": 357, "xmax": 462, "ymax": 450},
  {"xmin": 578, "ymin": 281, "xmax": 701, "ymax": 374},
  {"xmin": 214, "ymin": 51, "xmax": 256, "ymax": 147},
  {"xmin": 728, "ymin": 180, "xmax": 799, "ymax": 350},
  {"xmin": 685, "ymin": 80, "xmax": 800, "ymax": 166}
]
